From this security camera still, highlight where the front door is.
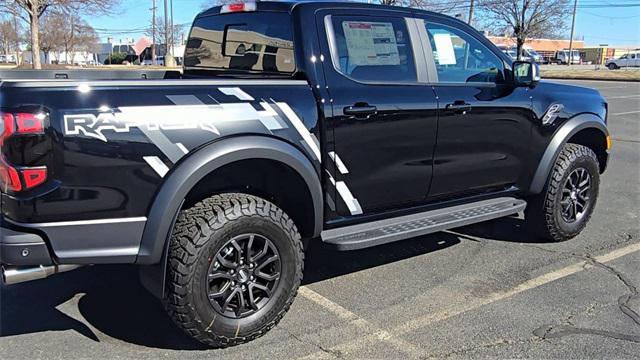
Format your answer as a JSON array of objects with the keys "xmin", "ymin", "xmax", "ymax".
[
  {"xmin": 318, "ymin": 10, "xmax": 438, "ymax": 216},
  {"xmin": 417, "ymin": 18, "xmax": 534, "ymax": 199}
]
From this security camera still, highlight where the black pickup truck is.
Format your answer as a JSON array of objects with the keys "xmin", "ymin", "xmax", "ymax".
[{"xmin": 0, "ymin": 1, "xmax": 610, "ymax": 347}]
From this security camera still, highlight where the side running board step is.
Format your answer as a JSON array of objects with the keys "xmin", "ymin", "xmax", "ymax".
[{"xmin": 321, "ymin": 197, "xmax": 527, "ymax": 250}]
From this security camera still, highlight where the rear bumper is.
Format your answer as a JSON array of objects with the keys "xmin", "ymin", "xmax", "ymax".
[
  {"xmin": 1, "ymin": 226, "xmax": 53, "ymax": 266},
  {"xmin": 2, "ymin": 217, "xmax": 146, "ymax": 264}
]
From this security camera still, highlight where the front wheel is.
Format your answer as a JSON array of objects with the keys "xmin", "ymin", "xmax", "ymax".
[
  {"xmin": 607, "ymin": 63, "xmax": 618, "ymax": 70},
  {"xmin": 164, "ymin": 193, "xmax": 304, "ymax": 348},
  {"xmin": 525, "ymin": 144, "xmax": 600, "ymax": 241}
]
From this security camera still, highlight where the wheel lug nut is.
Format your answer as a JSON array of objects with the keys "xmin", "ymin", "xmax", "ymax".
[
  {"xmin": 230, "ymin": 269, "xmax": 235, "ymax": 274},
  {"xmin": 249, "ymin": 263, "xmax": 254, "ymax": 268},
  {"xmin": 231, "ymin": 281, "xmax": 236, "ymax": 286},
  {"xmin": 250, "ymin": 276, "xmax": 254, "ymax": 280},
  {"xmin": 240, "ymin": 260, "xmax": 244, "ymax": 265},
  {"xmin": 241, "ymin": 285, "xmax": 246, "ymax": 290}
]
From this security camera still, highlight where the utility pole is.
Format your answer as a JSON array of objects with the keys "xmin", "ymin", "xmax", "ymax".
[
  {"xmin": 467, "ymin": 0, "xmax": 475, "ymax": 25},
  {"xmin": 568, "ymin": 0, "xmax": 578, "ymax": 65},
  {"xmin": 13, "ymin": 14, "xmax": 20, "ymax": 65},
  {"xmin": 108, "ymin": 37, "xmax": 113, "ymax": 65},
  {"xmin": 170, "ymin": 0, "xmax": 174, "ymax": 51},
  {"xmin": 151, "ymin": 0, "xmax": 157, "ymax": 65},
  {"xmin": 164, "ymin": 0, "xmax": 174, "ymax": 67}
]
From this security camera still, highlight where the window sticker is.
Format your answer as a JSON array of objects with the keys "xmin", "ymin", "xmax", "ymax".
[
  {"xmin": 432, "ymin": 33, "xmax": 457, "ymax": 65},
  {"xmin": 342, "ymin": 21, "xmax": 400, "ymax": 66}
]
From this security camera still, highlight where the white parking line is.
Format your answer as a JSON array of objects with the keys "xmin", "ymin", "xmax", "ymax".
[
  {"xmin": 301, "ymin": 241, "xmax": 640, "ymax": 358},
  {"xmin": 298, "ymin": 287, "xmax": 424, "ymax": 358},
  {"xmin": 606, "ymin": 95, "xmax": 640, "ymax": 99},
  {"xmin": 612, "ymin": 110, "xmax": 640, "ymax": 116}
]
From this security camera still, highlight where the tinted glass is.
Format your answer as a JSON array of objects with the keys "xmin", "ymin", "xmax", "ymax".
[
  {"xmin": 184, "ymin": 12, "xmax": 295, "ymax": 74},
  {"xmin": 425, "ymin": 23, "xmax": 504, "ymax": 83},
  {"xmin": 330, "ymin": 16, "xmax": 417, "ymax": 83}
]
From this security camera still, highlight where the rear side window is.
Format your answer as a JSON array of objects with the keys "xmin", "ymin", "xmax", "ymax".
[
  {"xmin": 184, "ymin": 12, "xmax": 295, "ymax": 74},
  {"xmin": 329, "ymin": 16, "xmax": 417, "ymax": 83}
]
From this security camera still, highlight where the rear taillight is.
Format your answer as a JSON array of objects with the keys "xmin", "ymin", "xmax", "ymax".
[
  {"xmin": 0, "ymin": 156, "xmax": 22, "ymax": 192},
  {"xmin": 16, "ymin": 113, "xmax": 45, "ymax": 133},
  {"xmin": 0, "ymin": 111, "xmax": 47, "ymax": 192},
  {"xmin": 220, "ymin": 2, "xmax": 256, "ymax": 13}
]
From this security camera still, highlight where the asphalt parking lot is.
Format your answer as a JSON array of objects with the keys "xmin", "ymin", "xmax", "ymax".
[{"xmin": 1, "ymin": 79, "xmax": 639, "ymax": 359}]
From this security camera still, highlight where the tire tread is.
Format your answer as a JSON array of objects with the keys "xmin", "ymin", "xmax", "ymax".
[{"xmin": 165, "ymin": 193, "xmax": 304, "ymax": 348}]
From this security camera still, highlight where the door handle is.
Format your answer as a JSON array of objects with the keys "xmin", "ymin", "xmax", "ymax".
[
  {"xmin": 344, "ymin": 105, "xmax": 378, "ymax": 119},
  {"xmin": 445, "ymin": 100, "xmax": 472, "ymax": 114}
]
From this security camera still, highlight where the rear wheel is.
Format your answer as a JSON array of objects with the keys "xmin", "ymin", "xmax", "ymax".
[
  {"xmin": 165, "ymin": 193, "xmax": 304, "ymax": 348},
  {"xmin": 608, "ymin": 63, "xmax": 618, "ymax": 70},
  {"xmin": 525, "ymin": 143, "xmax": 600, "ymax": 241}
]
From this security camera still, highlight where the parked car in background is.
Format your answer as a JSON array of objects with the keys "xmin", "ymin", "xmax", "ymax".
[
  {"xmin": 553, "ymin": 50, "xmax": 581, "ymax": 64},
  {"xmin": 142, "ymin": 56, "xmax": 165, "ymax": 66},
  {"xmin": 498, "ymin": 46, "xmax": 529, "ymax": 61},
  {"xmin": 497, "ymin": 46, "xmax": 542, "ymax": 63},
  {"xmin": 523, "ymin": 48, "xmax": 544, "ymax": 63},
  {"xmin": 606, "ymin": 51, "xmax": 640, "ymax": 69}
]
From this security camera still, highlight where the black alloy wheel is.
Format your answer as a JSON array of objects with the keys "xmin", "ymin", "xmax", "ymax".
[
  {"xmin": 206, "ymin": 233, "xmax": 281, "ymax": 318},
  {"xmin": 559, "ymin": 168, "xmax": 592, "ymax": 223}
]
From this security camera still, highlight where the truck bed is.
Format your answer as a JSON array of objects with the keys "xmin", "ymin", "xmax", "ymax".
[{"xmin": 0, "ymin": 69, "xmax": 180, "ymax": 81}]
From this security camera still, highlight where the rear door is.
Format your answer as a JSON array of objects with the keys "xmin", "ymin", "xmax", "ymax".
[
  {"xmin": 317, "ymin": 8, "xmax": 438, "ymax": 216},
  {"xmin": 415, "ymin": 17, "xmax": 534, "ymax": 199}
]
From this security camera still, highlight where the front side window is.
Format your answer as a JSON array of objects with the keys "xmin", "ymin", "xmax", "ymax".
[
  {"xmin": 329, "ymin": 16, "xmax": 417, "ymax": 83},
  {"xmin": 425, "ymin": 23, "xmax": 504, "ymax": 84}
]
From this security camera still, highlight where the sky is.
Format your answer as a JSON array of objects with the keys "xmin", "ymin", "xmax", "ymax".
[{"xmin": 90, "ymin": 0, "xmax": 640, "ymax": 46}]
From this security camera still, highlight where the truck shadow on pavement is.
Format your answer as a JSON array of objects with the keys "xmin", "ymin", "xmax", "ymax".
[{"xmin": 0, "ymin": 217, "xmax": 542, "ymax": 350}]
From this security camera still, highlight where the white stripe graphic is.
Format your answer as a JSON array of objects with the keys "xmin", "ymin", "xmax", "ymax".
[
  {"xmin": 175, "ymin": 143, "xmax": 189, "ymax": 154},
  {"xmin": 219, "ymin": 87, "xmax": 255, "ymax": 101},
  {"xmin": 276, "ymin": 102, "xmax": 321, "ymax": 160},
  {"xmin": 328, "ymin": 173, "xmax": 363, "ymax": 215},
  {"xmin": 328, "ymin": 151, "xmax": 349, "ymax": 174},
  {"xmin": 143, "ymin": 156, "xmax": 170, "ymax": 177}
]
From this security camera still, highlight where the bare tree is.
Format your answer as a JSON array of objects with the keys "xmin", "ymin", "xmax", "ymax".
[
  {"xmin": 38, "ymin": 10, "xmax": 97, "ymax": 65},
  {"xmin": 0, "ymin": 0, "xmax": 119, "ymax": 69},
  {"xmin": 39, "ymin": 12, "xmax": 65, "ymax": 63},
  {"xmin": 376, "ymin": 0, "xmax": 464, "ymax": 13},
  {"xmin": 479, "ymin": 0, "xmax": 571, "ymax": 60},
  {"xmin": 146, "ymin": 15, "xmax": 183, "ymax": 50},
  {"xmin": 0, "ymin": 16, "xmax": 22, "ymax": 59}
]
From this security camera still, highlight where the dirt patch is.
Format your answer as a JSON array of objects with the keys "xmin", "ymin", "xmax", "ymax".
[{"xmin": 542, "ymin": 69, "xmax": 640, "ymax": 82}]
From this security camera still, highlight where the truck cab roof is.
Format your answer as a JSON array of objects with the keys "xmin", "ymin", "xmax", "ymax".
[{"xmin": 197, "ymin": 1, "xmax": 443, "ymax": 18}]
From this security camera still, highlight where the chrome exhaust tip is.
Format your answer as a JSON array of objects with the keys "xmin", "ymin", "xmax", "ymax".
[{"xmin": 2, "ymin": 264, "xmax": 82, "ymax": 285}]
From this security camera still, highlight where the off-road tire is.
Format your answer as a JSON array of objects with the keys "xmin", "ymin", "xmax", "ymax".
[
  {"xmin": 525, "ymin": 143, "xmax": 600, "ymax": 241},
  {"xmin": 165, "ymin": 193, "xmax": 304, "ymax": 348}
]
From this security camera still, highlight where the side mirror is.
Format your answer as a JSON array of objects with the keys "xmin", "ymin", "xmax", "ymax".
[{"xmin": 513, "ymin": 61, "xmax": 541, "ymax": 87}]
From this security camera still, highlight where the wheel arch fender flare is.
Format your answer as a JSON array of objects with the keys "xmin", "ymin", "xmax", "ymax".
[
  {"xmin": 529, "ymin": 113, "xmax": 609, "ymax": 194},
  {"xmin": 136, "ymin": 135, "xmax": 323, "ymax": 266}
]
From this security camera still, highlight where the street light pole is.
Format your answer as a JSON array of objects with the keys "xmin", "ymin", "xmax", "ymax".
[
  {"xmin": 468, "ymin": 0, "xmax": 475, "ymax": 25},
  {"xmin": 568, "ymin": 0, "xmax": 578, "ymax": 65}
]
